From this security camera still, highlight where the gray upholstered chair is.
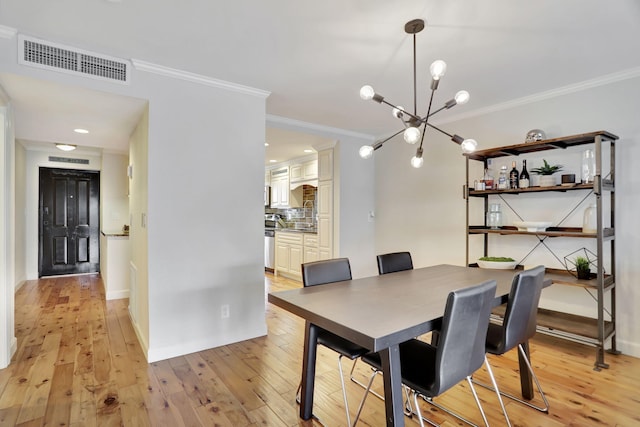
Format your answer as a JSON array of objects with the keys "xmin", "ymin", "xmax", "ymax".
[
  {"xmin": 377, "ymin": 251, "xmax": 413, "ymax": 275},
  {"xmin": 475, "ymin": 265, "xmax": 549, "ymax": 413},
  {"xmin": 353, "ymin": 280, "xmax": 511, "ymax": 427},
  {"xmin": 297, "ymin": 258, "xmax": 369, "ymax": 426}
]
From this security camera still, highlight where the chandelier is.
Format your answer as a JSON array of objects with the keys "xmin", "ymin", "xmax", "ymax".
[{"xmin": 358, "ymin": 19, "xmax": 477, "ymax": 168}]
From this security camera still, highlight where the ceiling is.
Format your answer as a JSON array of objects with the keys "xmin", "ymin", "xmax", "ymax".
[{"xmin": 1, "ymin": 1, "xmax": 639, "ymax": 162}]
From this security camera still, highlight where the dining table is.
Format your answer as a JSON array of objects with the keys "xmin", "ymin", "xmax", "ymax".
[{"xmin": 268, "ymin": 264, "xmax": 548, "ymax": 427}]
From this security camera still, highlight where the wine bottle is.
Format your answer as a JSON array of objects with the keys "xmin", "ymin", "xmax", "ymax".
[
  {"xmin": 519, "ymin": 160, "xmax": 530, "ymax": 188},
  {"xmin": 509, "ymin": 161, "xmax": 519, "ymax": 189}
]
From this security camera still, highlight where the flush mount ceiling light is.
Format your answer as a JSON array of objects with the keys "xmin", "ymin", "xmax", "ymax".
[
  {"xmin": 74, "ymin": 128, "xmax": 89, "ymax": 134},
  {"xmin": 358, "ymin": 18, "xmax": 478, "ymax": 168},
  {"xmin": 55, "ymin": 143, "xmax": 77, "ymax": 151}
]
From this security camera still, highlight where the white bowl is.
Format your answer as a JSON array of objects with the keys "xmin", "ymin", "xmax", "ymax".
[
  {"xmin": 477, "ymin": 260, "xmax": 518, "ymax": 270},
  {"xmin": 513, "ymin": 221, "xmax": 553, "ymax": 232}
]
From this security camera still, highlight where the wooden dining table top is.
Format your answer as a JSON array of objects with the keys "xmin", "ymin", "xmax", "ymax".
[{"xmin": 268, "ymin": 264, "xmax": 531, "ymax": 353}]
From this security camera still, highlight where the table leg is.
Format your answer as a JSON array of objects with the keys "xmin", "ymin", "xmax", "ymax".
[
  {"xmin": 380, "ymin": 344, "xmax": 405, "ymax": 427},
  {"xmin": 300, "ymin": 321, "xmax": 319, "ymax": 420},
  {"xmin": 518, "ymin": 340, "xmax": 534, "ymax": 400}
]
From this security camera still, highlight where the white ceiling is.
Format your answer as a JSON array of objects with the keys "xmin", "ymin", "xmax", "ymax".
[{"xmin": 1, "ymin": 1, "xmax": 640, "ymax": 162}]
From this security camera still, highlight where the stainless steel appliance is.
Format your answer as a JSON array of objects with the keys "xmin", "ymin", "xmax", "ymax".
[{"xmin": 264, "ymin": 229, "xmax": 275, "ymax": 271}]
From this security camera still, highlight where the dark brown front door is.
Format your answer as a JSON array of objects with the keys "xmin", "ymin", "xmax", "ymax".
[{"xmin": 39, "ymin": 168, "xmax": 100, "ymax": 277}]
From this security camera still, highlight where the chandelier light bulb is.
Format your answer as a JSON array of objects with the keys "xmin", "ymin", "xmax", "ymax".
[
  {"xmin": 392, "ymin": 106, "xmax": 405, "ymax": 119},
  {"xmin": 403, "ymin": 127, "xmax": 421, "ymax": 144},
  {"xmin": 359, "ymin": 145, "xmax": 375, "ymax": 159},
  {"xmin": 461, "ymin": 139, "xmax": 478, "ymax": 153},
  {"xmin": 359, "ymin": 85, "xmax": 375, "ymax": 100},
  {"xmin": 429, "ymin": 60, "xmax": 447, "ymax": 80},
  {"xmin": 455, "ymin": 90, "xmax": 470, "ymax": 105},
  {"xmin": 410, "ymin": 154, "xmax": 424, "ymax": 168}
]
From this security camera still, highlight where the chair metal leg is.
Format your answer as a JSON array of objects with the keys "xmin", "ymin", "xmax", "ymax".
[
  {"xmin": 483, "ymin": 356, "xmax": 512, "ymax": 427},
  {"xmin": 336, "ymin": 355, "xmax": 352, "ymax": 426},
  {"xmin": 466, "ymin": 376, "xmax": 490, "ymax": 427},
  {"xmin": 349, "ymin": 359, "xmax": 386, "ymax": 401},
  {"xmin": 295, "ymin": 354, "xmax": 360, "ymax": 426},
  {"xmin": 473, "ymin": 345, "xmax": 549, "ymax": 413},
  {"xmin": 351, "ymin": 365, "xmax": 379, "ymax": 426},
  {"xmin": 418, "ymin": 391, "xmax": 481, "ymax": 427}
]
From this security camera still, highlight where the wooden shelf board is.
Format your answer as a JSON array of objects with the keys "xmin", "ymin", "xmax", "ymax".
[
  {"xmin": 468, "ymin": 226, "xmax": 614, "ymax": 239},
  {"xmin": 464, "ymin": 130, "xmax": 619, "ymax": 161},
  {"xmin": 492, "ymin": 306, "xmax": 614, "ymax": 341},
  {"xmin": 468, "ymin": 183, "xmax": 594, "ymax": 196}
]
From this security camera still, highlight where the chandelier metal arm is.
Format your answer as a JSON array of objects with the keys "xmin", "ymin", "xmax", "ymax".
[
  {"xmin": 425, "ymin": 122, "xmax": 464, "ymax": 145},
  {"xmin": 375, "ymin": 128, "xmax": 406, "ymax": 149}
]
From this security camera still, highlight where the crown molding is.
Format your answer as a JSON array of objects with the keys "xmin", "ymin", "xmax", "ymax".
[
  {"xmin": 437, "ymin": 66, "xmax": 640, "ymax": 126},
  {"xmin": 131, "ymin": 59, "xmax": 270, "ymax": 99},
  {"xmin": 267, "ymin": 114, "xmax": 374, "ymax": 142},
  {"xmin": 0, "ymin": 25, "xmax": 17, "ymax": 39}
]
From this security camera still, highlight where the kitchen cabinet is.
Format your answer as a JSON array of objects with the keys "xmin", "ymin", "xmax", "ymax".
[
  {"xmin": 275, "ymin": 231, "xmax": 320, "ymax": 280},
  {"xmin": 291, "ymin": 159, "xmax": 318, "ymax": 183},
  {"xmin": 464, "ymin": 130, "xmax": 619, "ymax": 370},
  {"xmin": 317, "ymin": 179, "xmax": 333, "ymax": 260},
  {"xmin": 275, "ymin": 231, "xmax": 304, "ymax": 280},
  {"xmin": 303, "ymin": 233, "xmax": 319, "ymax": 263},
  {"xmin": 270, "ymin": 167, "xmax": 289, "ymax": 208},
  {"xmin": 316, "ymin": 148, "xmax": 334, "ymax": 260}
]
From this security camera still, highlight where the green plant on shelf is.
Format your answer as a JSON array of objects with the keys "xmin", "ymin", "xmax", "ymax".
[
  {"xmin": 531, "ymin": 159, "xmax": 563, "ymax": 175},
  {"xmin": 575, "ymin": 256, "xmax": 591, "ymax": 279}
]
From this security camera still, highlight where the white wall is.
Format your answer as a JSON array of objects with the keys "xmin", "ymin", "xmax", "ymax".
[
  {"xmin": 100, "ymin": 152, "xmax": 129, "ymax": 233},
  {"xmin": 0, "ymin": 89, "xmax": 17, "ymax": 368},
  {"xmin": 128, "ymin": 107, "xmax": 150, "ymax": 355},
  {"xmin": 140, "ymin": 72, "xmax": 268, "ymax": 362},
  {"xmin": 374, "ymin": 74, "xmax": 640, "ymax": 357},
  {"xmin": 14, "ymin": 139, "xmax": 26, "ymax": 285}
]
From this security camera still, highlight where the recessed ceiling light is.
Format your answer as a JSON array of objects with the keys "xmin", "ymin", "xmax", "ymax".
[
  {"xmin": 304, "ymin": 149, "xmax": 313, "ymax": 153},
  {"xmin": 55, "ymin": 143, "xmax": 77, "ymax": 151},
  {"xmin": 269, "ymin": 159, "xmax": 277, "ymax": 163},
  {"xmin": 74, "ymin": 128, "xmax": 89, "ymax": 134},
  {"xmin": 265, "ymin": 142, "xmax": 269, "ymax": 147}
]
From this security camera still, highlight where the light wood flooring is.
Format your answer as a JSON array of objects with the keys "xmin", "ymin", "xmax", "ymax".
[{"xmin": 0, "ymin": 272, "xmax": 639, "ymax": 426}]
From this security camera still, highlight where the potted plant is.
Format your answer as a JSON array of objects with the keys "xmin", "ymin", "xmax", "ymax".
[
  {"xmin": 477, "ymin": 256, "xmax": 517, "ymax": 270},
  {"xmin": 575, "ymin": 256, "xmax": 591, "ymax": 280},
  {"xmin": 531, "ymin": 159, "xmax": 563, "ymax": 187}
]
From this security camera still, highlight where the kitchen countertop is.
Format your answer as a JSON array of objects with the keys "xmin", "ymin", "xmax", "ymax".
[
  {"xmin": 101, "ymin": 231, "xmax": 130, "ymax": 238},
  {"xmin": 273, "ymin": 228, "xmax": 317, "ymax": 234}
]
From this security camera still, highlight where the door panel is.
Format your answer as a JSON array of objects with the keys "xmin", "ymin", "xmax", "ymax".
[{"xmin": 40, "ymin": 168, "xmax": 100, "ymax": 277}]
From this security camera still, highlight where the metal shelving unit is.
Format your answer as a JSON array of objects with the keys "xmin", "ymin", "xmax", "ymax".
[{"xmin": 463, "ymin": 131, "xmax": 620, "ymax": 370}]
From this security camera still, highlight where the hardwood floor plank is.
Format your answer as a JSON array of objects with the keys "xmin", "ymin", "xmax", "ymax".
[
  {"xmin": 119, "ymin": 383, "xmax": 152, "ymax": 427},
  {"xmin": 43, "ymin": 362, "xmax": 74, "ymax": 426},
  {"xmin": 15, "ymin": 333, "xmax": 61, "ymax": 424},
  {"xmin": 1, "ymin": 272, "xmax": 639, "ymax": 426},
  {"xmin": 69, "ymin": 372, "xmax": 97, "ymax": 427},
  {"xmin": 134, "ymin": 366, "xmax": 181, "ymax": 427}
]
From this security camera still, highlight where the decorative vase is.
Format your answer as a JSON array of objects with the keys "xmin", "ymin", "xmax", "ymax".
[
  {"xmin": 582, "ymin": 204, "xmax": 597, "ymax": 233},
  {"xmin": 539, "ymin": 175, "xmax": 556, "ymax": 187}
]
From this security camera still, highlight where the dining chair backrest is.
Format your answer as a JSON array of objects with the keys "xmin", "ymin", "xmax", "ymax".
[
  {"xmin": 377, "ymin": 252, "xmax": 413, "ymax": 275},
  {"xmin": 434, "ymin": 279, "xmax": 497, "ymax": 395},
  {"xmin": 302, "ymin": 258, "xmax": 352, "ymax": 287},
  {"xmin": 499, "ymin": 265, "xmax": 546, "ymax": 353}
]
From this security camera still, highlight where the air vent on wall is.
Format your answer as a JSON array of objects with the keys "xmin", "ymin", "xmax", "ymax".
[{"xmin": 18, "ymin": 35, "xmax": 130, "ymax": 84}]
